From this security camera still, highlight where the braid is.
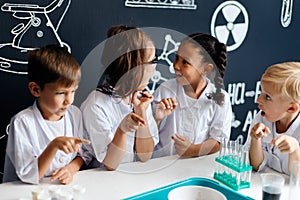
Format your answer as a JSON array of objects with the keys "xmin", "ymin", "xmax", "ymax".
[
  {"xmin": 214, "ymin": 42, "xmax": 227, "ymax": 78},
  {"xmin": 211, "ymin": 42, "xmax": 227, "ymax": 105}
]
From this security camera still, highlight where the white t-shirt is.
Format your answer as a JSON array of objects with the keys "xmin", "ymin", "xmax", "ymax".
[
  {"xmin": 245, "ymin": 111, "xmax": 300, "ymax": 175},
  {"xmin": 3, "ymin": 101, "xmax": 86, "ymax": 184},
  {"xmin": 152, "ymin": 79, "xmax": 232, "ymax": 157},
  {"xmin": 80, "ymin": 90, "xmax": 159, "ymax": 164}
]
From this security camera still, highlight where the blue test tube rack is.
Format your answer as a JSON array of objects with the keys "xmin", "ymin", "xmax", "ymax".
[{"xmin": 214, "ymin": 154, "xmax": 252, "ymax": 191}]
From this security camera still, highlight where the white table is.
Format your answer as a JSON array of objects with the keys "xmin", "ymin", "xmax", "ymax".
[{"xmin": 0, "ymin": 153, "xmax": 290, "ymax": 200}]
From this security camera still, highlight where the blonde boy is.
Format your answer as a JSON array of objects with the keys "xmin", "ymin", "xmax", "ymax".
[{"xmin": 247, "ymin": 62, "xmax": 300, "ymax": 174}]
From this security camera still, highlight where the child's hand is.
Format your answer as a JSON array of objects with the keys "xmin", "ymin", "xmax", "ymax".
[
  {"xmin": 250, "ymin": 123, "xmax": 270, "ymax": 140},
  {"xmin": 119, "ymin": 112, "xmax": 146, "ymax": 133},
  {"xmin": 51, "ymin": 166, "xmax": 73, "ymax": 185},
  {"xmin": 154, "ymin": 98, "xmax": 177, "ymax": 121},
  {"xmin": 172, "ymin": 133, "xmax": 192, "ymax": 156},
  {"xmin": 132, "ymin": 91, "xmax": 153, "ymax": 113},
  {"xmin": 270, "ymin": 135, "xmax": 300, "ymax": 154},
  {"xmin": 53, "ymin": 137, "xmax": 91, "ymax": 154}
]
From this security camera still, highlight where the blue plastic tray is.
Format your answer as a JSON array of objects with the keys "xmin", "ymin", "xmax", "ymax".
[{"xmin": 123, "ymin": 177, "xmax": 254, "ymax": 200}]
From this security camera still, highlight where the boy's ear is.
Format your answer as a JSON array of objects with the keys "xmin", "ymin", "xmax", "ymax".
[
  {"xmin": 287, "ymin": 102, "xmax": 300, "ymax": 113},
  {"xmin": 28, "ymin": 82, "xmax": 41, "ymax": 97}
]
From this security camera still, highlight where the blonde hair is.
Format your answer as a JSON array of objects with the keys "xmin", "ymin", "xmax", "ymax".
[{"xmin": 262, "ymin": 62, "xmax": 300, "ymax": 103}]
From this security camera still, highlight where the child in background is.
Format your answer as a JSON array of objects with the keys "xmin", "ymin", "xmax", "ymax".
[
  {"xmin": 246, "ymin": 62, "xmax": 300, "ymax": 175},
  {"xmin": 80, "ymin": 25, "xmax": 158, "ymax": 170},
  {"xmin": 153, "ymin": 33, "xmax": 232, "ymax": 158},
  {"xmin": 3, "ymin": 45, "xmax": 90, "ymax": 184}
]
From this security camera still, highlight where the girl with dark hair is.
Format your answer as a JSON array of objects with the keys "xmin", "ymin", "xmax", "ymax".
[{"xmin": 153, "ymin": 33, "xmax": 232, "ymax": 158}]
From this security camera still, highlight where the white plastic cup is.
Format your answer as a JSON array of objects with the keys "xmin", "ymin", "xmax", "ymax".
[
  {"xmin": 261, "ymin": 173, "xmax": 285, "ymax": 200},
  {"xmin": 288, "ymin": 161, "xmax": 300, "ymax": 200}
]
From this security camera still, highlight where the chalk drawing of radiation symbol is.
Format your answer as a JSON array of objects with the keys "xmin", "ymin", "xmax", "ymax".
[
  {"xmin": 146, "ymin": 34, "xmax": 180, "ymax": 94},
  {"xmin": 211, "ymin": 1, "xmax": 249, "ymax": 52}
]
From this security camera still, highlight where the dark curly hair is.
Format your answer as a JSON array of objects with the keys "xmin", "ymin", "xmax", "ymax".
[{"xmin": 182, "ymin": 33, "xmax": 227, "ymax": 105}]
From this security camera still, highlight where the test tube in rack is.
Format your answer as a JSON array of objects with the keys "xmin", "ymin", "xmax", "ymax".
[{"xmin": 213, "ymin": 140, "xmax": 252, "ymax": 191}]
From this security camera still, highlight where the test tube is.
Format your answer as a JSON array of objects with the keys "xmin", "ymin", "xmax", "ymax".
[
  {"xmin": 223, "ymin": 138, "xmax": 228, "ymax": 158},
  {"xmin": 216, "ymin": 140, "xmax": 221, "ymax": 174},
  {"xmin": 236, "ymin": 171, "xmax": 241, "ymax": 186},
  {"xmin": 243, "ymin": 150, "xmax": 250, "ymax": 164},
  {"xmin": 242, "ymin": 150, "xmax": 251, "ymax": 183},
  {"xmin": 234, "ymin": 140, "xmax": 240, "ymax": 162},
  {"xmin": 217, "ymin": 138, "xmax": 225, "ymax": 174},
  {"xmin": 219, "ymin": 137, "xmax": 224, "ymax": 158},
  {"xmin": 238, "ymin": 145, "xmax": 244, "ymax": 167},
  {"xmin": 228, "ymin": 140, "xmax": 233, "ymax": 160},
  {"xmin": 229, "ymin": 140, "xmax": 236, "ymax": 176}
]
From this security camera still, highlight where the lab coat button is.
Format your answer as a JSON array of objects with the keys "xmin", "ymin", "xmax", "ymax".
[{"xmin": 59, "ymin": 157, "xmax": 66, "ymax": 163}]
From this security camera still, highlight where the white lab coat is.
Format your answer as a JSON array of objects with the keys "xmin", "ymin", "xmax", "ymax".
[
  {"xmin": 152, "ymin": 79, "xmax": 232, "ymax": 157},
  {"xmin": 80, "ymin": 90, "xmax": 159, "ymax": 164},
  {"xmin": 245, "ymin": 111, "xmax": 300, "ymax": 175},
  {"xmin": 3, "ymin": 101, "xmax": 87, "ymax": 184}
]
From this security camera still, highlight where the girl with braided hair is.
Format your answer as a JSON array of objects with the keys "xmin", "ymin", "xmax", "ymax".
[{"xmin": 152, "ymin": 33, "xmax": 232, "ymax": 158}]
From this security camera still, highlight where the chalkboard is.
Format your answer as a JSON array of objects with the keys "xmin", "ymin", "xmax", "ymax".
[{"xmin": 0, "ymin": 0, "xmax": 299, "ymax": 183}]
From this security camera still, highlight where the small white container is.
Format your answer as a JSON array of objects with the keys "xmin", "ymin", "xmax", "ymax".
[
  {"xmin": 73, "ymin": 185, "xmax": 86, "ymax": 200},
  {"xmin": 31, "ymin": 187, "xmax": 45, "ymax": 200},
  {"xmin": 48, "ymin": 185, "xmax": 61, "ymax": 200},
  {"xmin": 58, "ymin": 190, "xmax": 73, "ymax": 200},
  {"xmin": 37, "ymin": 192, "xmax": 51, "ymax": 200}
]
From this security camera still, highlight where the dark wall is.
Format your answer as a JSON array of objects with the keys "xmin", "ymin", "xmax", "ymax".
[{"xmin": 0, "ymin": 0, "xmax": 299, "ymax": 182}]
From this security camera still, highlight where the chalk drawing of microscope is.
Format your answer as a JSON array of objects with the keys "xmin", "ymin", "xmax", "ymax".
[{"xmin": 0, "ymin": 0, "xmax": 72, "ymax": 74}]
